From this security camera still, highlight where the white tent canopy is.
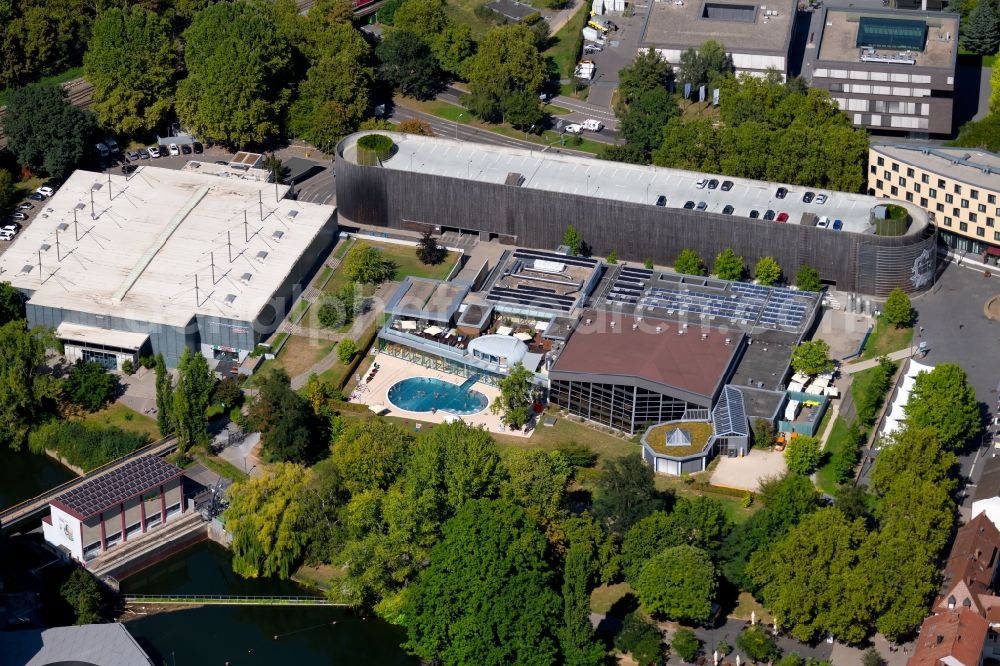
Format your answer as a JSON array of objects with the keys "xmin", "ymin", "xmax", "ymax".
[{"xmin": 881, "ymin": 359, "xmax": 934, "ymax": 439}]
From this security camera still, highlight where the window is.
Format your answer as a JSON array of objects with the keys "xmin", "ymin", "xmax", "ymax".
[
  {"xmin": 996, "ymin": 231, "xmax": 1000, "ymax": 241},
  {"xmin": 970, "ymin": 212, "xmax": 978, "ymax": 222},
  {"xmin": 946, "ymin": 193, "xmax": 954, "ymax": 204},
  {"xmin": 914, "ymin": 183, "xmax": 921, "ymax": 193},
  {"xmin": 978, "ymin": 227, "xmax": 985, "ymax": 237},
  {"xmin": 990, "ymin": 194, "xmax": 997, "ymax": 204},
  {"xmin": 929, "ymin": 188, "xmax": 937, "ymax": 197},
  {"xmin": 884, "ymin": 170, "xmax": 892, "ymax": 180},
  {"xmin": 980, "ymin": 204, "xmax": 988, "ymax": 213},
  {"xmin": 938, "ymin": 178, "xmax": 946, "ymax": 188},
  {"xmin": 955, "ymin": 184, "xmax": 962, "ymax": 194},
  {"xmin": 899, "ymin": 177, "xmax": 907, "ymax": 187},
  {"xmin": 962, "ymin": 199, "xmax": 970, "ymax": 209},
  {"xmin": 920, "ymin": 197, "xmax": 928, "ymax": 207},
  {"xmin": 906, "ymin": 167, "xmax": 915, "ymax": 178},
  {"xmin": 944, "ymin": 217, "xmax": 952, "ymax": 226},
  {"xmin": 906, "ymin": 192, "xmax": 914, "ymax": 202},
  {"xmin": 989, "ymin": 217, "xmax": 995, "ymax": 227},
  {"xmin": 870, "ymin": 165, "xmax": 877, "ymax": 174},
  {"xmin": 936, "ymin": 203, "xmax": 945, "ymax": 212},
  {"xmin": 972, "ymin": 189, "xmax": 980, "ymax": 200},
  {"xmin": 921, "ymin": 174, "xmax": 929, "ymax": 184},
  {"xmin": 960, "ymin": 222, "xmax": 969, "ymax": 231},
  {"xmin": 877, "ymin": 156, "xmax": 885, "ymax": 166},
  {"xmin": 892, "ymin": 162, "xmax": 899, "ymax": 172},
  {"xmin": 954, "ymin": 208, "xmax": 960, "ymax": 217},
  {"xmin": 891, "ymin": 186, "xmax": 899, "ymax": 196}
]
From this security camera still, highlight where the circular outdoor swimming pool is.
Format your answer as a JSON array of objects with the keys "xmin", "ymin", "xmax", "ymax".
[{"xmin": 387, "ymin": 377, "xmax": 488, "ymax": 416}]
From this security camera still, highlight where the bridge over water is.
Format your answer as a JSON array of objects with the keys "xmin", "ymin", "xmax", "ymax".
[{"xmin": 124, "ymin": 594, "xmax": 343, "ymax": 607}]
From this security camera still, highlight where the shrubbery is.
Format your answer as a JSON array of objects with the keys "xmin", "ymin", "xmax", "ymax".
[{"xmin": 28, "ymin": 421, "xmax": 149, "ymax": 471}]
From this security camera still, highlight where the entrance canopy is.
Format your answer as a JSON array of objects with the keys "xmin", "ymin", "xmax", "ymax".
[{"xmin": 56, "ymin": 322, "xmax": 149, "ymax": 351}]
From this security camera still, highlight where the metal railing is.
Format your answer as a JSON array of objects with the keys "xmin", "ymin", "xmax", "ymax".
[{"xmin": 123, "ymin": 594, "xmax": 342, "ymax": 606}]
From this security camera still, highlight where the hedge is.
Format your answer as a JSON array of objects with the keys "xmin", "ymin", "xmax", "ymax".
[{"xmin": 357, "ymin": 134, "xmax": 394, "ymax": 166}]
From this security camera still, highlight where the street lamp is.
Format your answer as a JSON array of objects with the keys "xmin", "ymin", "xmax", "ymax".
[{"xmin": 455, "ymin": 114, "xmax": 464, "ymax": 140}]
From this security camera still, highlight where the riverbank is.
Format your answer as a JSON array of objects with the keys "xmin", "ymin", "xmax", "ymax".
[{"xmin": 0, "ymin": 445, "xmax": 76, "ymax": 508}]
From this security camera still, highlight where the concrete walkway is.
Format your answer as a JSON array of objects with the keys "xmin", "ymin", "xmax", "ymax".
[{"xmin": 843, "ymin": 348, "xmax": 914, "ymax": 375}]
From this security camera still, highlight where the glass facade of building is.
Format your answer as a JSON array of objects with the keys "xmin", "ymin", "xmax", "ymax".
[{"xmin": 549, "ymin": 379, "xmax": 696, "ymax": 434}]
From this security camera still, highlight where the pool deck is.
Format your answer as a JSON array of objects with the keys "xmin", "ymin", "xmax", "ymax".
[{"xmin": 350, "ymin": 353, "xmax": 533, "ymax": 438}]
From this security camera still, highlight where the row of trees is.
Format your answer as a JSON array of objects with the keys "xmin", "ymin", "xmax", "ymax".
[
  {"xmin": 153, "ymin": 348, "xmax": 216, "ymax": 457},
  {"xmin": 673, "ymin": 246, "xmax": 823, "ymax": 291},
  {"xmin": 608, "ymin": 52, "xmax": 869, "ymax": 192}
]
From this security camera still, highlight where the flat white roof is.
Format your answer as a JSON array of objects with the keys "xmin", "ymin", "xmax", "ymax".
[
  {"xmin": 57, "ymin": 321, "xmax": 150, "ymax": 349},
  {"xmin": 346, "ymin": 133, "xmax": 879, "ymax": 233},
  {"xmin": 2, "ymin": 167, "xmax": 334, "ymax": 327}
]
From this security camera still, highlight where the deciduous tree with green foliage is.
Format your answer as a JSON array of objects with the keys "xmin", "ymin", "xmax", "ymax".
[
  {"xmin": 0, "ymin": 321, "xmax": 46, "ymax": 451},
  {"xmin": 594, "ymin": 454, "xmax": 662, "ymax": 534},
  {"xmin": 154, "ymin": 353, "xmax": 173, "ymax": 437},
  {"xmin": 614, "ymin": 612, "xmax": 664, "ymax": 665},
  {"xmin": 3, "ymin": 84, "xmax": 96, "ymax": 179},
  {"xmin": 882, "ymin": 288, "xmax": 913, "ymax": 328},
  {"xmin": 176, "ymin": 0, "xmax": 293, "ymax": 146},
  {"xmin": 791, "ymin": 339, "xmax": 833, "ymax": 376},
  {"xmin": 671, "ymin": 628, "xmax": 701, "ymax": 663},
  {"xmin": 64, "ymin": 361, "xmax": 116, "ymax": 412},
  {"xmin": 796, "ymin": 265, "xmax": 822, "ymax": 292},
  {"xmin": 500, "ymin": 448, "xmax": 572, "ymax": 535},
  {"xmin": 620, "ymin": 87, "xmax": 679, "ymax": 156},
  {"xmin": 225, "ymin": 462, "xmax": 311, "ymax": 579},
  {"xmin": 0, "ymin": 282, "xmax": 26, "ymax": 325},
  {"xmin": 714, "ymin": 248, "xmax": 744, "ymax": 280},
  {"xmin": 755, "ymin": 256, "xmax": 782, "ymax": 286},
  {"xmin": 465, "ymin": 24, "xmax": 546, "ymax": 122},
  {"xmin": 635, "ymin": 545, "xmax": 718, "ymax": 624},
  {"xmin": 675, "ymin": 248, "xmax": 706, "ymax": 276},
  {"xmin": 0, "ymin": 170, "xmax": 16, "ymax": 214},
  {"xmin": 392, "ymin": 0, "xmax": 475, "ymax": 77},
  {"xmin": 561, "ymin": 545, "xmax": 607, "ymax": 666},
  {"xmin": 318, "ymin": 284, "xmax": 356, "ymax": 328},
  {"xmin": 60, "ymin": 569, "xmax": 102, "ymax": 625},
  {"xmin": 172, "ymin": 349, "xmax": 212, "ymax": 456},
  {"xmin": 563, "ymin": 225, "xmax": 582, "ymax": 256},
  {"xmin": 616, "ymin": 48, "xmax": 672, "ymax": 111},
  {"xmin": 249, "ymin": 368, "xmax": 320, "ymax": 463},
  {"xmin": 345, "ymin": 246, "xmax": 396, "ymax": 284},
  {"xmin": 337, "ymin": 338, "xmax": 358, "ymax": 364},
  {"xmin": 491, "ymin": 361, "xmax": 535, "ymax": 429},
  {"xmin": 904, "ymin": 363, "xmax": 980, "ymax": 450},
  {"xmin": 736, "ymin": 625, "xmax": 778, "ymax": 664},
  {"xmin": 784, "ymin": 434, "xmax": 822, "ymax": 475},
  {"xmin": 84, "ymin": 6, "xmax": 176, "ymax": 135},
  {"xmin": 332, "ymin": 420, "xmax": 412, "ymax": 494},
  {"xmin": 403, "ymin": 499, "xmax": 561, "ymax": 666},
  {"xmin": 676, "ymin": 40, "xmax": 732, "ymax": 90},
  {"xmin": 558, "ymin": 513, "xmax": 621, "ymax": 584},
  {"xmin": 377, "ymin": 29, "xmax": 442, "ymax": 100}
]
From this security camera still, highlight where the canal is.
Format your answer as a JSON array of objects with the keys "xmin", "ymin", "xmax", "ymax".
[
  {"xmin": 123, "ymin": 541, "xmax": 417, "ymax": 665},
  {"xmin": 0, "ymin": 446, "xmax": 76, "ymax": 509}
]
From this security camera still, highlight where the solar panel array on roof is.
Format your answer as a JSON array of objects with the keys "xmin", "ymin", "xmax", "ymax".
[
  {"xmin": 713, "ymin": 385, "xmax": 749, "ymax": 437},
  {"xmin": 55, "ymin": 455, "xmax": 182, "ymax": 519},
  {"xmin": 856, "ymin": 16, "xmax": 927, "ymax": 51},
  {"xmin": 512, "ymin": 248, "xmax": 598, "ymax": 269}
]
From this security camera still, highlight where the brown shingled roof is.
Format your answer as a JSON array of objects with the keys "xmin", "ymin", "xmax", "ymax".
[
  {"xmin": 940, "ymin": 513, "xmax": 1000, "ymax": 605},
  {"xmin": 908, "ymin": 608, "xmax": 988, "ymax": 666}
]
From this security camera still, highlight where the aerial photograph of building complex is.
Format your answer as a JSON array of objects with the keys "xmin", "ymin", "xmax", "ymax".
[{"xmin": 0, "ymin": 0, "xmax": 998, "ymax": 663}]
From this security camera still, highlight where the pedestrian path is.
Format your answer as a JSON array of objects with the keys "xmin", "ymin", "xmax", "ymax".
[{"xmin": 842, "ymin": 348, "xmax": 914, "ymax": 375}]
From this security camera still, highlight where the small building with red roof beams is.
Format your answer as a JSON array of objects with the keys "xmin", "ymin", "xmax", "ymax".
[{"xmin": 41, "ymin": 455, "xmax": 186, "ymax": 564}]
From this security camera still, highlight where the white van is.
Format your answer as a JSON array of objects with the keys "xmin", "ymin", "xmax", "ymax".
[
  {"xmin": 582, "ymin": 119, "xmax": 604, "ymax": 131},
  {"xmin": 95, "ymin": 143, "xmax": 110, "ymax": 158},
  {"xmin": 816, "ymin": 216, "xmax": 830, "ymax": 228}
]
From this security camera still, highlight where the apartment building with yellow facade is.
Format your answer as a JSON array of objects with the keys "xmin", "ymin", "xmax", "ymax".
[{"xmin": 869, "ymin": 144, "xmax": 1000, "ymax": 259}]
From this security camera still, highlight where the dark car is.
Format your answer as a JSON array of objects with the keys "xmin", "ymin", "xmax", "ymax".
[
  {"xmin": 121, "ymin": 164, "xmax": 137, "ymax": 174},
  {"xmin": 832, "ymin": 219, "xmax": 843, "ymax": 230},
  {"xmin": 655, "ymin": 195, "xmax": 667, "ymax": 207},
  {"xmin": 27, "ymin": 192, "xmax": 44, "ymax": 201},
  {"xmin": 683, "ymin": 200, "xmax": 696, "ymax": 209},
  {"xmin": 214, "ymin": 160, "xmax": 228, "ymax": 166},
  {"xmin": 721, "ymin": 180, "xmax": 734, "ymax": 191},
  {"xmin": 763, "ymin": 209, "xmax": 776, "ymax": 220},
  {"xmin": 707, "ymin": 179, "xmax": 719, "ymax": 190},
  {"xmin": 776, "ymin": 187, "xmax": 788, "ymax": 199},
  {"xmin": 749, "ymin": 209, "xmax": 760, "ymax": 219},
  {"xmin": 193, "ymin": 142, "xmax": 204, "ymax": 154},
  {"xmin": 181, "ymin": 144, "xmax": 192, "ymax": 154},
  {"xmin": 802, "ymin": 191, "xmax": 815, "ymax": 203},
  {"xmin": 137, "ymin": 148, "xmax": 150, "ymax": 159},
  {"xmin": 776, "ymin": 212, "xmax": 789, "ymax": 223},
  {"xmin": 722, "ymin": 204, "xmax": 734, "ymax": 214},
  {"xmin": 17, "ymin": 202, "xmax": 33, "ymax": 210},
  {"xmin": 126, "ymin": 150, "xmax": 140, "ymax": 161},
  {"xmin": 696, "ymin": 201, "xmax": 707, "ymax": 211}
]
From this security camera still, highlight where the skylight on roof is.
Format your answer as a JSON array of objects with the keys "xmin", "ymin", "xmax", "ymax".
[{"xmin": 856, "ymin": 16, "xmax": 927, "ymax": 51}]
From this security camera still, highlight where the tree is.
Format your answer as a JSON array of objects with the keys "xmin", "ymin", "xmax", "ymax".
[
  {"xmin": 671, "ymin": 628, "xmax": 701, "ymax": 663},
  {"xmin": 0, "ymin": 282, "xmax": 25, "ymax": 325},
  {"xmin": 862, "ymin": 648, "xmax": 886, "ymax": 666},
  {"xmin": 154, "ymin": 354, "xmax": 173, "ymax": 437},
  {"xmin": 503, "ymin": 89, "xmax": 545, "ymax": 131},
  {"xmin": 713, "ymin": 248, "xmax": 744, "ymax": 281},
  {"xmin": 500, "ymin": 449, "xmax": 572, "ymax": 533},
  {"xmin": 607, "ymin": 250, "xmax": 618, "ymax": 264},
  {"xmin": 393, "ymin": 0, "xmax": 475, "ymax": 77},
  {"xmin": 3, "ymin": 84, "xmax": 95, "ymax": 179},
  {"xmin": 594, "ymin": 454, "xmax": 661, "ymax": 534},
  {"xmin": 0, "ymin": 170, "xmax": 14, "ymax": 213},
  {"xmin": 962, "ymin": 0, "xmax": 1000, "ymax": 55},
  {"xmin": 248, "ymin": 368, "xmax": 320, "ymax": 463},
  {"xmin": 676, "ymin": 40, "xmax": 732, "ymax": 90},
  {"xmin": 344, "ymin": 246, "xmax": 396, "ymax": 284},
  {"xmin": 490, "ymin": 362, "xmax": 535, "ymax": 429},
  {"xmin": 397, "ymin": 118, "xmax": 435, "ymax": 135},
  {"xmin": 753, "ymin": 417, "xmax": 776, "ymax": 447},
  {"xmin": 337, "ymin": 339, "xmax": 358, "ymax": 364},
  {"xmin": 332, "ymin": 420, "xmax": 413, "ymax": 493},
  {"xmin": 563, "ymin": 225, "xmax": 583, "ymax": 256},
  {"xmin": 318, "ymin": 283, "xmax": 356, "ymax": 328},
  {"xmin": 675, "ymin": 248, "xmax": 706, "ymax": 276},
  {"xmin": 416, "ymin": 230, "xmax": 447, "ymax": 265},
  {"xmin": 84, "ymin": 7, "xmax": 176, "ymax": 135},
  {"xmin": 465, "ymin": 24, "xmax": 546, "ymax": 122},
  {"xmin": 869, "ymin": 426, "xmax": 955, "ymax": 496},
  {"xmin": 784, "ymin": 434, "xmax": 822, "ymax": 475},
  {"xmin": 614, "ymin": 612, "xmax": 664, "ymax": 665},
  {"xmin": 882, "ymin": 288, "xmax": 913, "ymax": 328},
  {"xmin": 635, "ymin": 545, "xmax": 718, "ymax": 624},
  {"xmin": 176, "ymin": 1, "xmax": 293, "ymax": 146},
  {"xmin": 736, "ymin": 625, "xmax": 778, "ymax": 664},
  {"xmin": 754, "ymin": 256, "xmax": 782, "ymax": 286},
  {"xmin": 60, "ymin": 569, "xmax": 102, "ymax": 625},
  {"xmin": 403, "ymin": 499, "xmax": 561, "ymax": 666},
  {"xmin": 0, "ymin": 320, "xmax": 46, "ymax": 451},
  {"xmin": 172, "ymin": 349, "xmax": 212, "ymax": 456},
  {"xmin": 225, "ymin": 462, "xmax": 311, "ymax": 579},
  {"xmin": 904, "ymin": 363, "xmax": 980, "ymax": 450},
  {"xmin": 561, "ymin": 545, "xmax": 606, "ymax": 666},
  {"xmin": 617, "ymin": 48, "xmax": 672, "ymax": 110},
  {"xmin": 620, "ymin": 87, "xmax": 679, "ymax": 155},
  {"xmin": 559, "ymin": 513, "xmax": 621, "ymax": 584},
  {"xmin": 795, "ymin": 265, "xmax": 822, "ymax": 292},
  {"xmin": 377, "ymin": 29, "xmax": 442, "ymax": 100},
  {"xmin": 64, "ymin": 361, "xmax": 116, "ymax": 412},
  {"xmin": 791, "ymin": 339, "xmax": 833, "ymax": 376}
]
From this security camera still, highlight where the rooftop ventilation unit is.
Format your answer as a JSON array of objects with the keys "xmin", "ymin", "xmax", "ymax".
[
  {"xmin": 75, "ymin": 203, "xmax": 86, "ymax": 210},
  {"xmin": 272, "ymin": 230, "xmax": 284, "ymax": 242},
  {"xmin": 20, "ymin": 265, "xmax": 33, "ymax": 274},
  {"xmin": 91, "ymin": 183, "xmax": 103, "ymax": 191},
  {"xmin": 57, "ymin": 223, "xmax": 69, "ymax": 231},
  {"xmin": 256, "ymin": 250, "xmax": 269, "ymax": 263},
  {"xmin": 224, "ymin": 293, "xmax": 237, "ymax": 304},
  {"xmin": 288, "ymin": 210, "xmax": 299, "ymax": 218},
  {"xmin": 240, "ymin": 272, "xmax": 253, "ymax": 284},
  {"xmin": 40, "ymin": 244, "xmax": 51, "ymax": 252}
]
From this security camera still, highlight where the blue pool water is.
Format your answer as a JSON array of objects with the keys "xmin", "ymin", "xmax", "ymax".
[{"xmin": 388, "ymin": 376, "xmax": 488, "ymax": 415}]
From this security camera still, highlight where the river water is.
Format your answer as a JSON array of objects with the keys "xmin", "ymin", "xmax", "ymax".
[
  {"xmin": 123, "ymin": 541, "xmax": 417, "ymax": 665},
  {"xmin": 0, "ymin": 446, "xmax": 75, "ymax": 509}
]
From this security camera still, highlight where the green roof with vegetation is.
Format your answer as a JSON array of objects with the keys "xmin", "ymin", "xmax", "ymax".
[{"xmin": 643, "ymin": 421, "xmax": 714, "ymax": 457}]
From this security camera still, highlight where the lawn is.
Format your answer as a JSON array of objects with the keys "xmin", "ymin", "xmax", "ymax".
[
  {"xmin": 494, "ymin": 412, "xmax": 639, "ymax": 466},
  {"xmin": 543, "ymin": 2, "xmax": 590, "ymax": 78},
  {"xmin": 443, "ymin": 0, "xmax": 502, "ymax": 37},
  {"xmin": 0, "ymin": 66, "xmax": 83, "ymax": 107},
  {"xmin": 732, "ymin": 592, "xmax": 773, "ymax": 624},
  {"xmin": 591, "ymin": 582, "xmax": 633, "ymax": 615},
  {"xmin": 543, "ymin": 104, "xmax": 571, "ymax": 116},
  {"xmin": 196, "ymin": 453, "xmax": 247, "ymax": 481},
  {"xmin": 290, "ymin": 298, "xmax": 312, "ymax": 325},
  {"xmin": 274, "ymin": 334, "xmax": 337, "ymax": 378},
  {"xmin": 332, "ymin": 237, "xmax": 355, "ymax": 260},
  {"xmin": 82, "ymin": 403, "xmax": 160, "ymax": 440},
  {"xmin": 850, "ymin": 362, "xmax": 894, "ymax": 411},
  {"xmin": 860, "ymin": 320, "xmax": 913, "ymax": 360},
  {"xmin": 315, "ymin": 322, "xmax": 379, "ymax": 389},
  {"xmin": 323, "ymin": 239, "xmax": 458, "ymax": 297},
  {"xmin": 816, "ymin": 416, "xmax": 856, "ymax": 495}
]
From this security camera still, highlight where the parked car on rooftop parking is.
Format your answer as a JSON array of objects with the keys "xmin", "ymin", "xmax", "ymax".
[
  {"xmin": 776, "ymin": 212, "xmax": 789, "ymax": 222},
  {"xmin": 655, "ymin": 195, "xmax": 667, "ymax": 207},
  {"xmin": 695, "ymin": 178, "xmax": 707, "ymax": 189},
  {"xmin": 816, "ymin": 194, "xmax": 828, "ymax": 204},
  {"xmin": 707, "ymin": 179, "xmax": 719, "ymax": 190},
  {"xmin": 764, "ymin": 209, "xmax": 776, "ymax": 220},
  {"xmin": 721, "ymin": 180, "xmax": 734, "ymax": 191},
  {"xmin": 147, "ymin": 146, "xmax": 161, "ymax": 158},
  {"xmin": 749, "ymin": 209, "xmax": 760, "ymax": 218},
  {"xmin": 802, "ymin": 191, "xmax": 815, "ymax": 203},
  {"xmin": 776, "ymin": 187, "xmax": 788, "ymax": 199},
  {"xmin": 684, "ymin": 200, "xmax": 696, "ymax": 209}
]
